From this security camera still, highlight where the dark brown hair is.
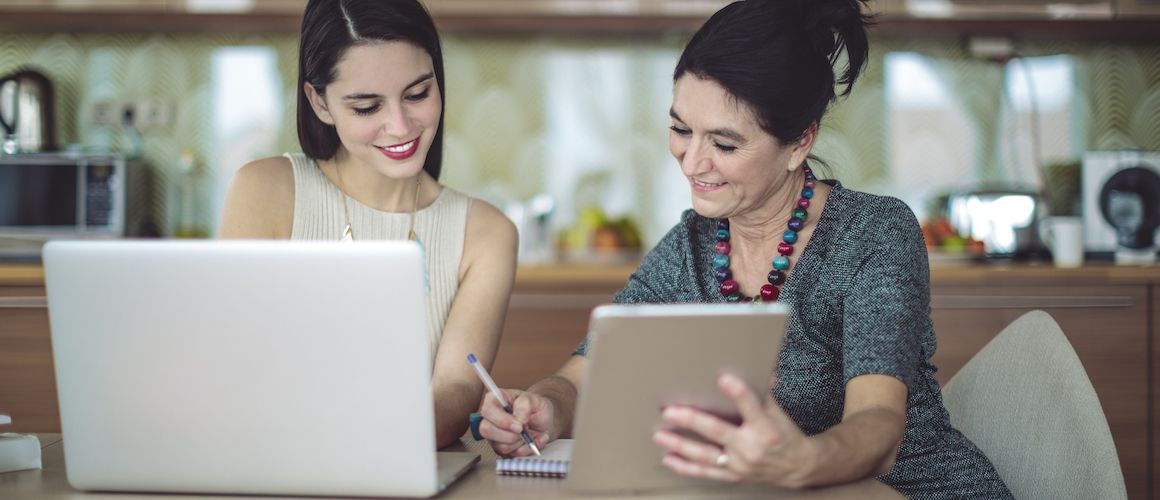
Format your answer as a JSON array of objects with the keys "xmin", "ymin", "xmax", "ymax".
[{"xmin": 296, "ymin": 0, "xmax": 446, "ymax": 179}]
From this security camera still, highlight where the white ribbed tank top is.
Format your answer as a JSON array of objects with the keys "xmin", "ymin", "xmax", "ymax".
[{"xmin": 285, "ymin": 152, "xmax": 470, "ymax": 358}]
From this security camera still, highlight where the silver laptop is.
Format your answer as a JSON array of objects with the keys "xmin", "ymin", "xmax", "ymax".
[
  {"xmin": 42, "ymin": 240, "xmax": 478, "ymax": 498},
  {"xmin": 565, "ymin": 303, "xmax": 788, "ymax": 493}
]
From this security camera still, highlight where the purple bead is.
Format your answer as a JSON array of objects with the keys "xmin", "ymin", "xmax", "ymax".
[
  {"xmin": 805, "ymin": 180, "xmax": 816, "ymax": 188},
  {"xmin": 778, "ymin": 242, "xmax": 793, "ymax": 256},
  {"xmin": 720, "ymin": 279, "xmax": 739, "ymax": 296},
  {"xmin": 718, "ymin": 218, "xmax": 730, "ymax": 229},
  {"xmin": 798, "ymin": 198, "xmax": 810, "ymax": 209},
  {"xmin": 768, "ymin": 270, "xmax": 785, "ymax": 285},
  {"xmin": 788, "ymin": 217, "xmax": 803, "ymax": 232},
  {"xmin": 715, "ymin": 267, "xmax": 732, "ymax": 283}
]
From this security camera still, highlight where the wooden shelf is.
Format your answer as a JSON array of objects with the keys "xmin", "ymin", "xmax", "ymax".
[{"xmin": 0, "ymin": 8, "xmax": 1157, "ymax": 38}]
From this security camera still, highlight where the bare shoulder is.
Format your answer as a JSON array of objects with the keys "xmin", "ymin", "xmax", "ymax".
[
  {"xmin": 465, "ymin": 197, "xmax": 518, "ymax": 252},
  {"xmin": 461, "ymin": 197, "xmax": 518, "ymax": 270},
  {"xmin": 219, "ymin": 156, "xmax": 295, "ymax": 239},
  {"xmin": 234, "ymin": 156, "xmax": 295, "ymax": 191}
]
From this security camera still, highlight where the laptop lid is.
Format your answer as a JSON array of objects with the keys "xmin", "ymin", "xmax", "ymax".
[
  {"xmin": 43, "ymin": 240, "xmax": 474, "ymax": 498},
  {"xmin": 566, "ymin": 303, "xmax": 788, "ymax": 493}
]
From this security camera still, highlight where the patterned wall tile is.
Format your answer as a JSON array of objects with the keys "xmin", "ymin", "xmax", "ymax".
[{"xmin": 1, "ymin": 30, "xmax": 1158, "ymax": 246}]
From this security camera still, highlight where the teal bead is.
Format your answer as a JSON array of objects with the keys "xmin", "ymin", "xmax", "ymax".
[
  {"xmin": 783, "ymin": 230, "xmax": 798, "ymax": 244},
  {"xmin": 713, "ymin": 253, "xmax": 730, "ymax": 268},
  {"xmin": 772, "ymin": 255, "xmax": 789, "ymax": 270},
  {"xmin": 725, "ymin": 293, "xmax": 742, "ymax": 302},
  {"xmin": 793, "ymin": 208, "xmax": 807, "ymax": 220},
  {"xmin": 716, "ymin": 228, "xmax": 730, "ymax": 241}
]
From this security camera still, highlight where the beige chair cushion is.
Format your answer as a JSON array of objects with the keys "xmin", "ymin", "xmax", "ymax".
[{"xmin": 941, "ymin": 310, "xmax": 1126, "ymax": 500}]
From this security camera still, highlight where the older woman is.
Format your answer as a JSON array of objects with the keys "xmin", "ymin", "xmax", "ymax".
[{"xmin": 477, "ymin": 0, "xmax": 1012, "ymax": 497}]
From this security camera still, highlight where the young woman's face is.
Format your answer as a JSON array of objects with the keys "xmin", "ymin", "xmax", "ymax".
[
  {"xmin": 307, "ymin": 41, "xmax": 441, "ymax": 178},
  {"xmin": 668, "ymin": 75, "xmax": 807, "ymax": 220}
]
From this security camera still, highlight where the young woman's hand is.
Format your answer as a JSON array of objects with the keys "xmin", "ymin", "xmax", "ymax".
[{"xmin": 477, "ymin": 389, "xmax": 556, "ymax": 457}]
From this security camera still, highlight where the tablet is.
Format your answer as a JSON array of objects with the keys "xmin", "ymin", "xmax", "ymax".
[{"xmin": 566, "ymin": 303, "xmax": 788, "ymax": 493}]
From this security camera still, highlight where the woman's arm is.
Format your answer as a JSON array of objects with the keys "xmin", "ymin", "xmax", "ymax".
[
  {"xmin": 793, "ymin": 374, "xmax": 907, "ymax": 484},
  {"xmin": 430, "ymin": 200, "xmax": 517, "ymax": 448},
  {"xmin": 217, "ymin": 157, "xmax": 294, "ymax": 239},
  {"xmin": 477, "ymin": 354, "xmax": 587, "ymax": 456},
  {"xmin": 478, "ymin": 214, "xmax": 697, "ymax": 454}
]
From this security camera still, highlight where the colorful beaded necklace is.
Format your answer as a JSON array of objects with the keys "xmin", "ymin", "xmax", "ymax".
[{"xmin": 713, "ymin": 166, "xmax": 815, "ymax": 303}]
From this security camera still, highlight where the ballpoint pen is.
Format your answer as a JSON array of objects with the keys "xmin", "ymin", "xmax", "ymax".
[{"xmin": 467, "ymin": 353, "xmax": 542, "ymax": 456}]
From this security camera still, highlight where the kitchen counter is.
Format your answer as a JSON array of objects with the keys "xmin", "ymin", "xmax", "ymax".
[{"xmin": 9, "ymin": 261, "xmax": 1160, "ymax": 287}]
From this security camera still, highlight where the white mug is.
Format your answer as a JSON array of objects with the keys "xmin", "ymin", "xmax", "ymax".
[{"xmin": 1040, "ymin": 216, "xmax": 1084, "ymax": 268}]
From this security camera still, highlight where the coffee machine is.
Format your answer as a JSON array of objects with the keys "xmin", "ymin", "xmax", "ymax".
[{"xmin": 0, "ymin": 69, "xmax": 56, "ymax": 154}]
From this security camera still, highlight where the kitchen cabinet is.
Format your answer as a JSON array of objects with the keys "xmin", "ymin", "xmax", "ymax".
[
  {"xmin": 0, "ymin": 278, "xmax": 56, "ymax": 434},
  {"xmin": 1117, "ymin": 0, "xmax": 1160, "ymax": 17},
  {"xmin": 878, "ymin": 0, "xmax": 1114, "ymax": 19},
  {"xmin": 1, "ymin": 0, "xmax": 166, "ymax": 9}
]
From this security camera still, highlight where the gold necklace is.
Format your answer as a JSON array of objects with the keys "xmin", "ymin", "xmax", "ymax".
[{"xmin": 334, "ymin": 162, "xmax": 421, "ymax": 243}]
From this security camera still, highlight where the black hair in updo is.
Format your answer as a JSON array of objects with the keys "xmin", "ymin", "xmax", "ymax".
[{"xmin": 674, "ymin": 0, "xmax": 872, "ymax": 145}]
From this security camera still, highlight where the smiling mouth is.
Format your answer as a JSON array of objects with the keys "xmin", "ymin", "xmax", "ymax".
[
  {"xmin": 692, "ymin": 178, "xmax": 726, "ymax": 188},
  {"xmin": 376, "ymin": 138, "xmax": 419, "ymax": 160}
]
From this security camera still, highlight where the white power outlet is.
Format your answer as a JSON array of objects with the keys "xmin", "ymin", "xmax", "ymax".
[
  {"xmin": 88, "ymin": 99, "xmax": 121, "ymax": 126},
  {"xmin": 136, "ymin": 98, "xmax": 171, "ymax": 128}
]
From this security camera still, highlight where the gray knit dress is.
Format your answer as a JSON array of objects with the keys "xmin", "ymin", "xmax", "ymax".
[{"xmin": 575, "ymin": 181, "xmax": 1013, "ymax": 499}]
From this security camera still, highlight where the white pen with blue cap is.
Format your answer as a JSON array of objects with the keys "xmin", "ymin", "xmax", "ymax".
[{"xmin": 467, "ymin": 353, "xmax": 542, "ymax": 456}]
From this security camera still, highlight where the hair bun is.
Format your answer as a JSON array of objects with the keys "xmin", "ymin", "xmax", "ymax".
[{"xmin": 795, "ymin": 0, "xmax": 871, "ymax": 96}]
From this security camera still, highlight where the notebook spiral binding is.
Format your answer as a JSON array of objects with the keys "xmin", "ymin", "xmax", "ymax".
[{"xmin": 495, "ymin": 457, "xmax": 569, "ymax": 478}]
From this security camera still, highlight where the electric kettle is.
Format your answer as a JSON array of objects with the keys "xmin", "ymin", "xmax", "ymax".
[{"xmin": 0, "ymin": 69, "xmax": 55, "ymax": 154}]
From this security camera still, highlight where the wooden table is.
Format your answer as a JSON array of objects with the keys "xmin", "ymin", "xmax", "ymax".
[{"xmin": 0, "ymin": 435, "xmax": 903, "ymax": 499}]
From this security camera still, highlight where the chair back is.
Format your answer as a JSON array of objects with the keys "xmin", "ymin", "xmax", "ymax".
[{"xmin": 941, "ymin": 310, "xmax": 1126, "ymax": 500}]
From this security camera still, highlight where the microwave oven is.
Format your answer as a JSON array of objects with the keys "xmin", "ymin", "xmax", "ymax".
[{"xmin": 0, "ymin": 152, "xmax": 147, "ymax": 258}]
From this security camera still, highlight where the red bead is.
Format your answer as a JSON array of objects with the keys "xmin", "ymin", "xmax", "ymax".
[
  {"xmin": 778, "ymin": 242, "xmax": 793, "ymax": 255},
  {"xmin": 798, "ymin": 198, "xmax": 810, "ymax": 209},
  {"xmin": 720, "ymin": 279, "xmax": 739, "ymax": 296},
  {"xmin": 715, "ymin": 241, "xmax": 731, "ymax": 255},
  {"xmin": 760, "ymin": 284, "xmax": 779, "ymax": 301}
]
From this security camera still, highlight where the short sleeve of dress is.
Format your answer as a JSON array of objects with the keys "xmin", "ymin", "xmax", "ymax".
[
  {"xmin": 841, "ymin": 198, "xmax": 930, "ymax": 388},
  {"xmin": 572, "ymin": 214, "xmax": 697, "ymax": 356}
]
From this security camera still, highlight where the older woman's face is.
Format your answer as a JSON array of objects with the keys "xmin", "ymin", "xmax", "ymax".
[{"xmin": 669, "ymin": 75, "xmax": 803, "ymax": 220}]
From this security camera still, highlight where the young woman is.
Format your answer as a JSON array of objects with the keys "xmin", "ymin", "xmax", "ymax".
[{"xmin": 219, "ymin": 0, "xmax": 517, "ymax": 449}]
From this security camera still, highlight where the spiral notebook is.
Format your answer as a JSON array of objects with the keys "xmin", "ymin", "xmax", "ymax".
[{"xmin": 495, "ymin": 439, "xmax": 574, "ymax": 478}]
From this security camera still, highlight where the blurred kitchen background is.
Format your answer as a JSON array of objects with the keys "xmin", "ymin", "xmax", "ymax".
[{"xmin": 1, "ymin": 0, "xmax": 1158, "ymax": 263}]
